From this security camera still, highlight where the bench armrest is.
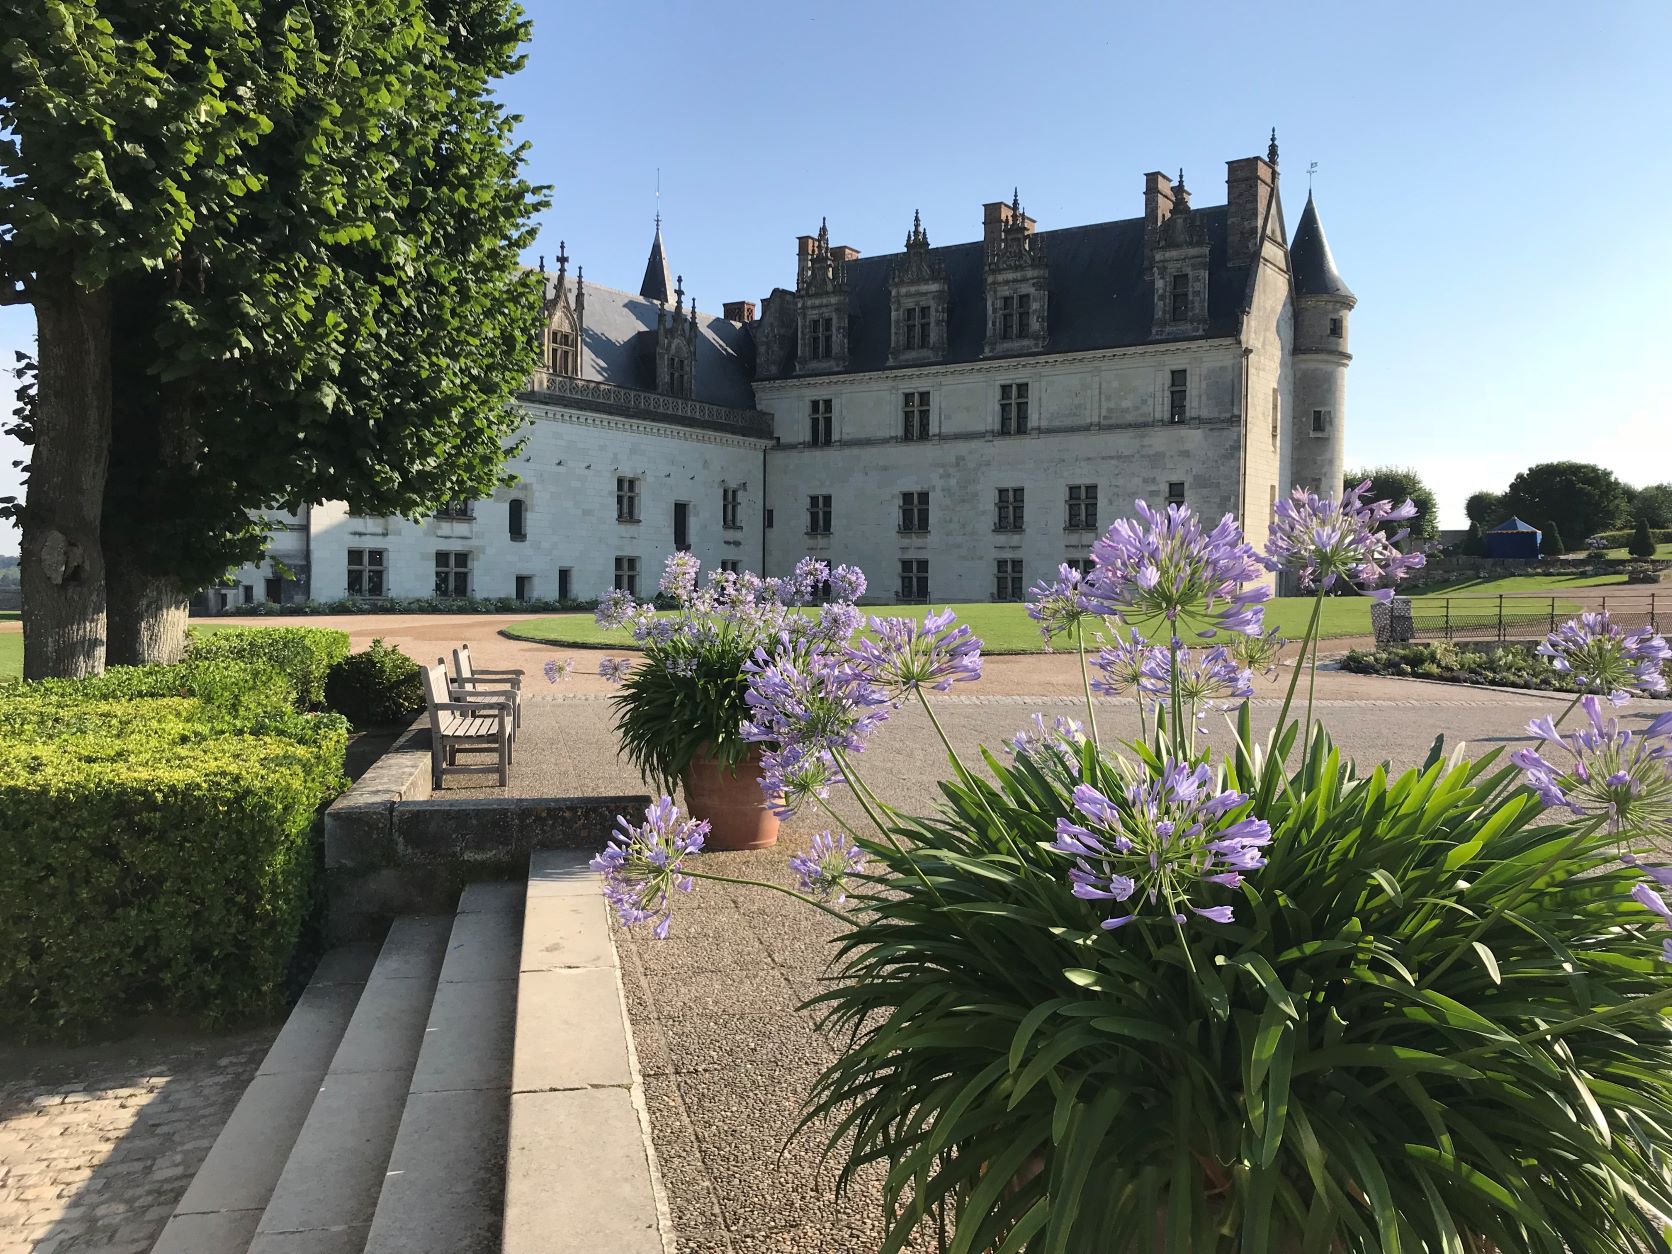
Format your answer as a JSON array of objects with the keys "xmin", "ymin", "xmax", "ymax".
[
  {"xmin": 471, "ymin": 666, "xmax": 526, "ymax": 679},
  {"xmin": 455, "ymin": 674, "xmax": 521, "ymax": 692},
  {"xmin": 431, "ymin": 701, "xmax": 505, "ymax": 722}
]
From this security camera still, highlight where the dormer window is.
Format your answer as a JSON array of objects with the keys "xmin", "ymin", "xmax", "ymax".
[
  {"xmin": 902, "ymin": 305, "xmax": 931, "ymax": 350},
  {"xmin": 1000, "ymin": 293, "xmax": 1031, "ymax": 340},
  {"xmin": 1170, "ymin": 274, "xmax": 1190, "ymax": 321},
  {"xmin": 810, "ymin": 315, "xmax": 834, "ymax": 359},
  {"xmin": 550, "ymin": 321, "xmax": 578, "ymax": 376}
]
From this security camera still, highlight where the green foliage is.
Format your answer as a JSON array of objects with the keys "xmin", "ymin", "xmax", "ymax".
[
  {"xmin": 185, "ymin": 626, "xmax": 350, "ymax": 709},
  {"xmin": 806, "ymin": 738, "xmax": 1672, "ymax": 1251},
  {"xmin": 1345, "ymin": 467, "xmax": 1438, "ymax": 539},
  {"xmin": 0, "ymin": 677, "xmax": 347, "ymax": 1037},
  {"xmin": 1502, "ymin": 462, "xmax": 1629, "ymax": 550},
  {"xmin": 1460, "ymin": 519, "xmax": 1486, "ymax": 556},
  {"xmin": 223, "ymin": 595, "xmax": 595, "ymax": 616},
  {"xmin": 1341, "ymin": 641, "xmax": 1577, "ymax": 692},
  {"xmin": 324, "ymin": 639, "xmax": 424, "ymax": 729},
  {"xmin": 610, "ymin": 635, "xmax": 755, "ymax": 793},
  {"xmin": 1631, "ymin": 484, "xmax": 1672, "ymax": 529},
  {"xmin": 1630, "ymin": 518, "xmax": 1658, "ymax": 559},
  {"xmin": 1540, "ymin": 520, "xmax": 1565, "ymax": 556},
  {"xmin": 1463, "ymin": 491, "xmax": 1505, "ymax": 530},
  {"xmin": 1585, "ymin": 526, "xmax": 1672, "ymax": 550}
]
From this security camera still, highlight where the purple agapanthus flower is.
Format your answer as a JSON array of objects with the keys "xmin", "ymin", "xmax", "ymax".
[
  {"xmin": 1512, "ymin": 695, "xmax": 1672, "ymax": 832},
  {"xmin": 789, "ymin": 831, "xmax": 868, "ymax": 904},
  {"xmin": 1138, "ymin": 646, "xmax": 1253, "ymax": 722},
  {"xmin": 829, "ymin": 564, "xmax": 868, "ymax": 604},
  {"xmin": 659, "ymin": 551, "xmax": 702, "ymax": 601},
  {"xmin": 1227, "ymin": 628, "xmax": 1287, "ymax": 682},
  {"xmin": 1090, "ymin": 629, "xmax": 1159, "ymax": 697},
  {"xmin": 1006, "ymin": 713, "xmax": 1088, "ymax": 760},
  {"xmin": 590, "ymin": 796, "xmax": 709, "ymax": 939},
  {"xmin": 1026, "ymin": 564, "xmax": 1095, "ymax": 646},
  {"xmin": 595, "ymin": 587, "xmax": 637, "ymax": 630},
  {"xmin": 1082, "ymin": 501, "xmax": 1269, "ymax": 639},
  {"xmin": 846, "ymin": 608, "xmax": 983, "ymax": 697},
  {"xmin": 1629, "ymin": 874, "xmax": 1672, "ymax": 963},
  {"xmin": 1263, "ymin": 480, "xmax": 1426, "ymax": 601},
  {"xmin": 599, "ymin": 657, "xmax": 633, "ymax": 684},
  {"xmin": 1538, "ymin": 611, "xmax": 1670, "ymax": 701},
  {"xmin": 1049, "ymin": 760, "xmax": 1269, "ymax": 928},
  {"xmin": 757, "ymin": 741, "xmax": 846, "ymax": 819},
  {"xmin": 742, "ymin": 636, "xmax": 891, "ymax": 756},
  {"xmin": 543, "ymin": 657, "xmax": 575, "ymax": 684}
]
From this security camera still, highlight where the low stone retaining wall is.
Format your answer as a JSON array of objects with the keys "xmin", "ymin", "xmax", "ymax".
[{"xmin": 323, "ymin": 718, "xmax": 647, "ymax": 940}]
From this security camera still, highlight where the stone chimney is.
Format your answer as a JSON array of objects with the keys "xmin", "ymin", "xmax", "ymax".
[
  {"xmin": 796, "ymin": 235, "xmax": 818, "ymax": 288},
  {"xmin": 1225, "ymin": 155, "xmax": 1276, "ymax": 260},
  {"xmin": 722, "ymin": 300, "xmax": 756, "ymax": 324},
  {"xmin": 829, "ymin": 245, "xmax": 861, "ymax": 265},
  {"xmin": 1144, "ymin": 171, "xmax": 1176, "ymax": 237},
  {"xmin": 982, "ymin": 195, "xmax": 1035, "ymax": 250}
]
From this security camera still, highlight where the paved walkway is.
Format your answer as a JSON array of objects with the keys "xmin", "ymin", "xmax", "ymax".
[{"xmin": 0, "ymin": 1025, "xmax": 276, "ymax": 1253}]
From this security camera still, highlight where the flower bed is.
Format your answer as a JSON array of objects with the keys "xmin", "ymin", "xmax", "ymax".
[
  {"xmin": 0, "ymin": 659, "xmax": 348, "ymax": 1037},
  {"xmin": 589, "ymin": 483, "xmax": 1672, "ymax": 1250}
]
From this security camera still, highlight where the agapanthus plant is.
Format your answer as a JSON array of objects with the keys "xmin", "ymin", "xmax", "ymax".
[
  {"xmin": 592, "ymin": 491, "xmax": 1672, "ymax": 1253},
  {"xmin": 1538, "ymin": 610, "xmax": 1670, "ymax": 701},
  {"xmin": 1263, "ymin": 478, "xmax": 1426, "ymax": 600},
  {"xmin": 590, "ymin": 797, "xmax": 708, "ymax": 939},
  {"xmin": 594, "ymin": 555, "xmax": 867, "ymax": 791}
]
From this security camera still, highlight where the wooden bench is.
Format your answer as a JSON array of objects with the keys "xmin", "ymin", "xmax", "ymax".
[
  {"xmin": 449, "ymin": 643, "xmax": 523, "ymax": 730},
  {"xmin": 420, "ymin": 663, "xmax": 512, "ymax": 789}
]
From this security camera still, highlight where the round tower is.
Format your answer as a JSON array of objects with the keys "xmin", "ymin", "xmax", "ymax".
[{"xmin": 1288, "ymin": 191, "xmax": 1354, "ymax": 496}]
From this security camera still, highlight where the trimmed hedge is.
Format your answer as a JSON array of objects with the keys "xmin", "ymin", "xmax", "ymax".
[
  {"xmin": 217, "ymin": 595, "xmax": 597, "ymax": 616},
  {"xmin": 1585, "ymin": 526, "xmax": 1672, "ymax": 549},
  {"xmin": 324, "ymin": 638, "xmax": 425, "ymax": 729},
  {"xmin": 186, "ymin": 626, "xmax": 350, "ymax": 709},
  {"xmin": 0, "ymin": 666, "xmax": 347, "ymax": 1037}
]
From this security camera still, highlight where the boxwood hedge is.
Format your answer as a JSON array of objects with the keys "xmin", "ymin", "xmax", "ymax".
[
  {"xmin": 0, "ymin": 665, "xmax": 348, "ymax": 1037},
  {"xmin": 185, "ymin": 626, "xmax": 351, "ymax": 709}
]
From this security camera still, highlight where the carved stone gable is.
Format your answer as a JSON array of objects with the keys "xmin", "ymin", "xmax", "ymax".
[
  {"xmin": 1150, "ymin": 171, "xmax": 1209, "ymax": 340},
  {"xmin": 887, "ymin": 211, "xmax": 948, "ymax": 365},
  {"xmin": 795, "ymin": 219, "xmax": 850, "ymax": 372},
  {"xmin": 982, "ymin": 192, "xmax": 1048, "ymax": 357},
  {"xmin": 654, "ymin": 275, "xmax": 698, "ymax": 398}
]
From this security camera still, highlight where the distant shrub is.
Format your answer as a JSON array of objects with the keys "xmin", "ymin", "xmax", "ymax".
[
  {"xmin": 0, "ymin": 679, "xmax": 347, "ymax": 1038},
  {"xmin": 1341, "ymin": 641, "xmax": 1577, "ymax": 692},
  {"xmin": 1541, "ymin": 521, "xmax": 1566, "ymax": 557},
  {"xmin": 186, "ymin": 626, "xmax": 350, "ymax": 709},
  {"xmin": 325, "ymin": 638, "xmax": 426, "ymax": 729},
  {"xmin": 1629, "ymin": 517, "xmax": 1658, "ymax": 559},
  {"xmin": 216, "ymin": 595, "xmax": 598, "ymax": 617}
]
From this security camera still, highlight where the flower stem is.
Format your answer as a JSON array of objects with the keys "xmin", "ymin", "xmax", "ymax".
[
  {"xmin": 682, "ymin": 868, "xmax": 854, "ymax": 923},
  {"xmin": 1076, "ymin": 620, "xmax": 1100, "ymax": 747}
]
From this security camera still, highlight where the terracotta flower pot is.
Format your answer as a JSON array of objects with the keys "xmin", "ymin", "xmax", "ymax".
[{"xmin": 683, "ymin": 744, "xmax": 780, "ymax": 851}]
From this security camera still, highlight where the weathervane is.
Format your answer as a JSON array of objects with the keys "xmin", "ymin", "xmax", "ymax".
[{"xmin": 1308, "ymin": 161, "xmax": 1319, "ymax": 191}]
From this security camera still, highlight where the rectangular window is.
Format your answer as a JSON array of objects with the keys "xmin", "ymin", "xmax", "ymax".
[
  {"xmin": 1270, "ymin": 387, "xmax": 1280, "ymax": 443},
  {"xmin": 558, "ymin": 567, "xmax": 572, "ymax": 601},
  {"xmin": 1312, "ymin": 408, "xmax": 1330, "ymax": 434},
  {"xmin": 616, "ymin": 476, "xmax": 640, "ymax": 522},
  {"xmin": 553, "ymin": 327, "xmax": 578, "ymax": 377},
  {"xmin": 241, "ymin": 584, "xmax": 254, "ymax": 605},
  {"xmin": 515, "ymin": 575, "xmax": 534, "ymax": 602},
  {"xmin": 434, "ymin": 551, "xmax": 470, "ymax": 598},
  {"xmin": 613, "ymin": 556, "xmax": 639, "ymax": 594},
  {"xmin": 765, "ymin": 508, "xmax": 774, "ymax": 529},
  {"xmin": 808, "ymin": 398, "xmax": 833, "ymax": 446},
  {"xmin": 995, "ymin": 559, "xmax": 1025, "ymax": 602},
  {"xmin": 347, "ymin": 548, "xmax": 386, "ymax": 598},
  {"xmin": 720, "ymin": 559, "xmax": 741, "ymax": 575},
  {"xmin": 1329, "ymin": 317, "xmax": 1343, "ymax": 338},
  {"xmin": 899, "ymin": 490, "xmax": 929, "ymax": 534},
  {"xmin": 1017, "ymin": 292, "xmax": 1031, "ymax": 334},
  {"xmin": 995, "ymin": 487, "xmax": 1025, "ymax": 532},
  {"xmin": 1063, "ymin": 558, "xmax": 1091, "ymax": 576},
  {"xmin": 1168, "ymin": 369, "xmax": 1188, "ymax": 423},
  {"xmin": 999, "ymin": 382, "xmax": 1030, "ymax": 435},
  {"xmin": 1170, "ymin": 273, "xmax": 1190, "ymax": 321},
  {"xmin": 902, "ymin": 304, "xmax": 932, "ymax": 350},
  {"xmin": 437, "ymin": 499, "xmax": 474, "ymax": 520},
  {"xmin": 1166, "ymin": 480, "xmax": 1187, "ymax": 508},
  {"xmin": 810, "ymin": 314, "xmax": 834, "ymax": 359},
  {"xmin": 722, "ymin": 486, "xmax": 742, "ymax": 530},
  {"xmin": 807, "ymin": 494, "xmax": 832, "ymax": 535},
  {"xmin": 899, "ymin": 559, "xmax": 929, "ymax": 603},
  {"xmin": 902, "ymin": 391, "xmax": 931, "ymax": 441},
  {"xmin": 1066, "ymin": 483, "xmax": 1098, "ymax": 531},
  {"xmin": 999, "ymin": 293, "xmax": 1015, "ymax": 340}
]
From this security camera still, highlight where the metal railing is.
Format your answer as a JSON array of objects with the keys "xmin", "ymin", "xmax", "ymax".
[
  {"xmin": 523, "ymin": 370, "xmax": 774, "ymax": 437},
  {"xmin": 1375, "ymin": 592, "xmax": 1664, "ymax": 645}
]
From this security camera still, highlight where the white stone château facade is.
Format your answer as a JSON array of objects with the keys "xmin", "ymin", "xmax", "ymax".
[{"xmin": 214, "ymin": 139, "xmax": 1352, "ymax": 609}]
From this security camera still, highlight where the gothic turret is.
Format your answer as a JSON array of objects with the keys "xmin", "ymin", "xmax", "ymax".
[
  {"xmin": 654, "ymin": 274, "xmax": 698, "ymax": 397},
  {"xmin": 640, "ymin": 216, "xmax": 673, "ymax": 304},
  {"xmin": 1289, "ymin": 191, "xmax": 1355, "ymax": 495}
]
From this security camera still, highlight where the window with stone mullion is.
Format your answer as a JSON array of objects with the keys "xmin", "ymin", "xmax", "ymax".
[{"xmin": 902, "ymin": 391, "xmax": 931, "ymax": 441}]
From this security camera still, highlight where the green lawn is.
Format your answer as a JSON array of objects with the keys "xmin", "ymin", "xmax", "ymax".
[
  {"xmin": 0, "ymin": 631, "xmax": 19, "ymax": 678},
  {"xmin": 506, "ymin": 597, "xmax": 1382, "ymax": 656},
  {"xmin": 1409, "ymin": 572, "xmax": 1628, "ymax": 596}
]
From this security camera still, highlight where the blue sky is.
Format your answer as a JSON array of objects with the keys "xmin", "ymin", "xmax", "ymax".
[{"xmin": 3, "ymin": 0, "xmax": 1669, "ymax": 554}]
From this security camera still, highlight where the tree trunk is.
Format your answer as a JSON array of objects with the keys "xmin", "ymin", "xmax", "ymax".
[
  {"xmin": 105, "ymin": 561, "xmax": 190, "ymax": 666},
  {"xmin": 20, "ymin": 284, "xmax": 111, "ymax": 679}
]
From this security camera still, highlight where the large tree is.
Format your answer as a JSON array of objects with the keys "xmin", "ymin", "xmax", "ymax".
[
  {"xmin": 1630, "ymin": 483, "xmax": 1672, "ymax": 531},
  {"xmin": 1501, "ymin": 461, "xmax": 1629, "ymax": 551},
  {"xmin": 3, "ymin": 0, "xmax": 545, "ymax": 673},
  {"xmin": 1346, "ymin": 466, "xmax": 1438, "ymax": 540},
  {"xmin": 1464, "ymin": 491, "xmax": 1506, "ymax": 530}
]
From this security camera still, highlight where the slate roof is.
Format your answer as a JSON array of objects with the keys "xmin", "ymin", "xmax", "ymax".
[
  {"xmin": 1289, "ymin": 193, "xmax": 1353, "ymax": 300},
  {"xmin": 544, "ymin": 275, "xmax": 758, "ymax": 411},
  {"xmin": 818, "ymin": 206, "xmax": 1252, "ymax": 377}
]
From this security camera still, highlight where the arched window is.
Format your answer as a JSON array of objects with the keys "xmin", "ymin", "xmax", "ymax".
[
  {"xmin": 549, "ymin": 316, "xmax": 578, "ymax": 377},
  {"xmin": 509, "ymin": 498, "xmax": 526, "ymax": 540}
]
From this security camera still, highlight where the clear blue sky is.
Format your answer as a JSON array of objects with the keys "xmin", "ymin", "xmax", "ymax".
[{"xmin": 3, "ymin": 0, "xmax": 1669, "ymax": 554}]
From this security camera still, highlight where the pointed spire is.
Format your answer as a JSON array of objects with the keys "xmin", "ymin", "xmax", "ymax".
[
  {"xmin": 639, "ymin": 218, "xmax": 673, "ymax": 303},
  {"xmin": 1290, "ymin": 192, "xmax": 1354, "ymax": 300},
  {"xmin": 538, "ymin": 254, "xmax": 546, "ymax": 274},
  {"xmin": 1268, "ymin": 127, "xmax": 1279, "ymax": 167},
  {"xmin": 1174, "ymin": 168, "xmax": 1191, "ymax": 210},
  {"xmin": 1011, "ymin": 187, "xmax": 1021, "ymax": 215},
  {"xmin": 674, "ymin": 273, "xmax": 684, "ymax": 313},
  {"xmin": 817, "ymin": 217, "xmax": 829, "ymax": 250},
  {"xmin": 906, "ymin": 208, "xmax": 929, "ymax": 250},
  {"xmin": 555, "ymin": 240, "xmax": 568, "ymax": 284}
]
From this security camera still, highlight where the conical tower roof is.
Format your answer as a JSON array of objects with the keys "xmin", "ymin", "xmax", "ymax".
[
  {"xmin": 1290, "ymin": 192, "xmax": 1353, "ymax": 300},
  {"xmin": 640, "ymin": 218, "xmax": 673, "ymax": 303}
]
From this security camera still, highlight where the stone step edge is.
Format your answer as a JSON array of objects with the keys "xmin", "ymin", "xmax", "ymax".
[
  {"xmin": 149, "ymin": 941, "xmax": 381, "ymax": 1254},
  {"xmin": 501, "ymin": 850, "xmax": 672, "ymax": 1254}
]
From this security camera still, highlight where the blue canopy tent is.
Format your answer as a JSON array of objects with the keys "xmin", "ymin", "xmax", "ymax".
[{"xmin": 1483, "ymin": 516, "xmax": 1542, "ymax": 559}]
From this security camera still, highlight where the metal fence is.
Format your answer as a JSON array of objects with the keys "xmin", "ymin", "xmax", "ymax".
[{"xmin": 1374, "ymin": 592, "xmax": 1664, "ymax": 645}]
